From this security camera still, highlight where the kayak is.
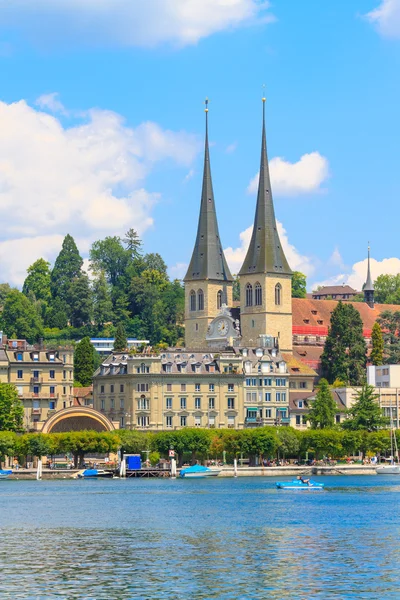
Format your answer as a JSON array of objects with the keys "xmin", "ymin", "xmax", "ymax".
[{"xmin": 276, "ymin": 479, "xmax": 324, "ymax": 490}]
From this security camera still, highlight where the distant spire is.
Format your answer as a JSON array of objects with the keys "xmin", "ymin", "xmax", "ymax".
[
  {"xmin": 364, "ymin": 242, "xmax": 374, "ymax": 307},
  {"xmin": 239, "ymin": 95, "xmax": 291, "ymax": 276},
  {"xmin": 184, "ymin": 99, "xmax": 233, "ymax": 282}
]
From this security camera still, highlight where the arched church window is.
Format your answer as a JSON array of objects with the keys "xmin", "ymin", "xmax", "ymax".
[
  {"xmin": 198, "ymin": 289, "xmax": 204, "ymax": 311},
  {"xmin": 217, "ymin": 290, "xmax": 223, "ymax": 309},
  {"xmin": 190, "ymin": 290, "xmax": 196, "ymax": 311},
  {"xmin": 246, "ymin": 283, "xmax": 253, "ymax": 307},
  {"xmin": 255, "ymin": 282, "xmax": 262, "ymax": 306},
  {"xmin": 275, "ymin": 283, "xmax": 282, "ymax": 306}
]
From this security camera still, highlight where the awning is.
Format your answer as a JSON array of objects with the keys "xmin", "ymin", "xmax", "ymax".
[{"xmin": 246, "ymin": 408, "xmax": 258, "ymax": 412}]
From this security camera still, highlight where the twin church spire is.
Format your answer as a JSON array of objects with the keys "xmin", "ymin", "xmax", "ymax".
[{"xmin": 185, "ymin": 96, "xmax": 290, "ymax": 283}]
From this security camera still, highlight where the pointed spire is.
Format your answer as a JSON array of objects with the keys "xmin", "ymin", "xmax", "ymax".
[
  {"xmin": 239, "ymin": 95, "xmax": 291, "ymax": 276},
  {"xmin": 364, "ymin": 242, "xmax": 374, "ymax": 308},
  {"xmin": 184, "ymin": 99, "xmax": 233, "ymax": 282},
  {"xmin": 364, "ymin": 243, "xmax": 374, "ymax": 292}
]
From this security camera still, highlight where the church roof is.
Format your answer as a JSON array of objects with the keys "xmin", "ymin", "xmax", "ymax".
[
  {"xmin": 239, "ymin": 99, "xmax": 292, "ymax": 276},
  {"xmin": 184, "ymin": 102, "xmax": 233, "ymax": 283}
]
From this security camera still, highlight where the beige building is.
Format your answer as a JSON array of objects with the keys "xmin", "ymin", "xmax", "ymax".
[
  {"xmin": 93, "ymin": 346, "xmax": 290, "ymax": 430},
  {"xmin": 1, "ymin": 338, "xmax": 74, "ymax": 431}
]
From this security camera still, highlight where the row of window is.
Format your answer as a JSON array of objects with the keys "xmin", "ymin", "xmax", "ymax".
[
  {"xmin": 245, "ymin": 378, "xmax": 287, "ymax": 387},
  {"xmin": 289, "ymin": 381, "xmax": 308, "ymax": 389},
  {"xmin": 100, "ymin": 384, "xmax": 125, "ymax": 394},
  {"xmin": 16, "ymin": 369, "xmax": 72, "ymax": 380},
  {"xmin": 245, "ymin": 283, "xmax": 281, "ymax": 307},
  {"xmin": 246, "ymin": 408, "xmax": 287, "ymax": 419},
  {"xmin": 16, "ymin": 385, "xmax": 71, "ymax": 396},
  {"xmin": 101, "ymin": 383, "xmax": 236, "ymax": 394},
  {"xmin": 30, "ymin": 399, "xmax": 57, "ymax": 410},
  {"xmin": 133, "ymin": 415, "xmax": 231, "ymax": 428},
  {"xmin": 246, "ymin": 391, "xmax": 287, "ymax": 402},
  {"xmin": 15, "ymin": 352, "xmax": 57, "ymax": 362},
  {"xmin": 166, "ymin": 397, "xmax": 235, "ymax": 410},
  {"xmin": 100, "ymin": 398, "xmax": 125, "ymax": 410}
]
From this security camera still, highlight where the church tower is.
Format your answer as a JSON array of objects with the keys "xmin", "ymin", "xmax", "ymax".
[
  {"xmin": 239, "ymin": 97, "xmax": 293, "ymax": 351},
  {"xmin": 363, "ymin": 244, "xmax": 375, "ymax": 308},
  {"xmin": 184, "ymin": 100, "xmax": 233, "ymax": 349}
]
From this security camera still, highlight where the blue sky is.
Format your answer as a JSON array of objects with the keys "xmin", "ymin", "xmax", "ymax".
[{"xmin": 0, "ymin": 0, "xmax": 399, "ymax": 290}]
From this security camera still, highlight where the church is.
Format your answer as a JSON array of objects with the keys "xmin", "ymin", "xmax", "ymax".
[{"xmin": 92, "ymin": 100, "xmax": 383, "ymax": 432}]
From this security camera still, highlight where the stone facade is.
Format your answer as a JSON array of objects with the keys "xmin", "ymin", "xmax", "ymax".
[{"xmin": 185, "ymin": 280, "xmax": 233, "ymax": 350}]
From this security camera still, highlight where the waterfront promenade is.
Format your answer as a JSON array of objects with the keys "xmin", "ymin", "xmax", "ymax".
[{"xmin": 6, "ymin": 463, "xmax": 377, "ymax": 479}]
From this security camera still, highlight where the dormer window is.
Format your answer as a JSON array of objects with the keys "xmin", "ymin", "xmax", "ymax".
[
  {"xmin": 49, "ymin": 353, "xmax": 55, "ymax": 362},
  {"xmin": 311, "ymin": 310, "xmax": 317, "ymax": 315},
  {"xmin": 17, "ymin": 353, "xmax": 23, "ymax": 361},
  {"xmin": 317, "ymin": 320, "xmax": 323, "ymax": 325},
  {"xmin": 298, "ymin": 401, "xmax": 303, "ymax": 408},
  {"xmin": 33, "ymin": 353, "xmax": 39, "ymax": 362},
  {"xmin": 303, "ymin": 319, "xmax": 310, "ymax": 324}
]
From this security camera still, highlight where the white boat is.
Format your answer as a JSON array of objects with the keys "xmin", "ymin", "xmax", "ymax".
[
  {"xmin": 376, "ymin": 418, "xmax": 400, "ymax": 475},
  {"xmin": 376, "ymin": 464, "xmax": 400, "ymax": 474},
  {"xmin": 0, "ymin": 469, "xmax": 12, "ymax": 480},
  {"xmin": 179, "ymin": 465, "xmax": 221, "ymax": 478}
]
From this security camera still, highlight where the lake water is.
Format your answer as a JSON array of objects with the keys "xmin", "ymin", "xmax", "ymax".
[{"xmin": 1, "ymin": 475, "xmax": 400, "ymax": 599}]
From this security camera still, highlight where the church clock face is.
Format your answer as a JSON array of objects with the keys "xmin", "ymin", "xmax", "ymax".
[{"xmin": 217, "ymin": 319, "xmax": 229, "ymax": 336}]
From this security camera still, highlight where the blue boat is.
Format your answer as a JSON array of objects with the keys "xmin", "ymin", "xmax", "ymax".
[
  {"xmin": 180, "ymin": 465, "xmax": 221, "ymax": 478},
  {"xmin": 276, "ymin": 479, "xmax": 324, "ymax": 490},
  {"xmin": 0, "ymin": 469, "xmax": 12, "ymax": 480},
  {"xmin": 77, "ymin": 469, "xmax": 114, "ymax": 479}
]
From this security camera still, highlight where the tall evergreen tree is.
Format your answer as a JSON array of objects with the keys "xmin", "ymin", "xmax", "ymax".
[
  {"xmin": 114, "ymin": 323, "xmax": 127, "ymax": 351},
  {"xmin": 68, "ymin": 273, "xmax": 93, "ymax": 328},
  {"xmin": 51, "ymin": 234, "xmax": 83, "ymax": 304},
  {"xmin": 0, "ymin": 289, "xmax": 43, "ymax": 343},
  {"xmin": 45, "ymin": 296, "xmax": 69, "ymax": 329},
  {"xmin": 307, "ymin": 378, "xmax": 338, "ymax": 429},
  {"xmin": 377, "ymin": 310, "xmax": 400, "ymax": 364},
  {"xmin": 343, "ymin": 384, "xmax": 388, "ymax": 431},
  {"xmin": 371, "ymin": 322, "xmax": 384, "ymax": 366},
  {"xmin": 321, "ymin": 301, "xmax": 367, "ymax": 385},
  {"xmin": 93, "ymin": 271, "xmax": 113, "ymax": 328},
  {"xmin": 0, "ymin": 383, "xmax": 24, "ymax": 432},
  {"xmin": 74, "ymin": 337, "xmax": 95, "ymax": 387},
  {"xmin": 22, "ymin": 258, "xmax": 52, "ymax": 303},
  {"xmin": 90, "ymin": 236, "xmax": 130, "ymax": 287},
  {"xmin": 123, "ymin": 228, "xmax": 142, "ymax": 259}
]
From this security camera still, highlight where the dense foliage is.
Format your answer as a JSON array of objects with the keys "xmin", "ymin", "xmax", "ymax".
[
  {"xmin": 74, "ymin": 337, "xmax": 96, "ymax": 386},
  {"xmin": 0, "ymin": 427, "xmax": 396, "ymax": 466},
  {"xmin": 307, "ymin": 378, "xmax": 339, "ymax": 429},
  {"xmin": 0, "ymin": 230, "xmax": 184, "ymax": 347},
  {"xmin": 321, "ymin": 301, "xmax": 367, "ymax": 385},
  {"xmin": 370, "ymin": 321, "xmax": 384, "ymax": 366},
  {"xmin": 374, "ymin": 274, "xmax": 400, "ymax": 305},
  {"xmin": 343, "ymin": 385, "xmax": 389, "ymax": 431},
  {"xmin": 0, "ymin": 383, "xmax": 24, "ymax": 432},
  {"xmin": 291, "ymin": 271, "xmax": 307, "ymax": 298},
  {"xmin": 377, "ymin": 310, "xmax": 400, "ymax": 364}
]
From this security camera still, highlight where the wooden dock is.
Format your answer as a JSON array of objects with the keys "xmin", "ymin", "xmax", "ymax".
[{"xmin": 125, "ymin": 468, "xmax": 171, "ymax": 478}]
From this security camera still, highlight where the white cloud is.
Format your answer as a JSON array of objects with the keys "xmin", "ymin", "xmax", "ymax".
[
  {"xmin": 169, "ymin": 262, "xmax": 189, "ymax": 280},
  {"xmin": 366, "ymin": 0, "xmax": 400, "ymax": 38},
  {"xmin": 0, "ymin": 98, "xmax": 199, "ymax": 286},
  {"xmin": 224, "ymin": 222, "xmax": 315, "ymax": 276},
  {"xmin": 183, "ymin": 169, "xmax": 195, "ymax": 183},
  {"xmin": 36, "ymin": 92, "xmax": 66, "ymax": 114},
  {"xmin": 226, "ymin": 142, "xmax": 238, "ymax": 154},
  {"xmin": 247, "ymin": 152, "xmax": 329, "ymax": 196},
  {"xmin": 0, "ymin": 0, "xmax": 274, "ymax": 48},
  {"xmin": 328, "ymin": 247, "xmax": 345, "ymax": 269},
  {"xmin": 312, "ymin": 256, "xmax": 400, "ymax": 292}
]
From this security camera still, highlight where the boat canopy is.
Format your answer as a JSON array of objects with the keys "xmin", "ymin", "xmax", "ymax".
[{"xmin": 180, "ymin": 465, "xmax": 210, "ymax": 476}]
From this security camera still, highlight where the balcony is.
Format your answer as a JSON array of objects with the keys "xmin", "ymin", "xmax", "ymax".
[
  {"xmin": 30, "ymin": 376, "xmax": 43, "ymax": 384},
  {"xmin": 20, "ymin": 392, "xmax": 60, "ymax": 400},
  {"xmin": 279, "ymin": 417, "xmax": 290, "ymax": 424},
  {"xmin": 31, "ymin": 408, "xmax": 42, "ymax": 415}
]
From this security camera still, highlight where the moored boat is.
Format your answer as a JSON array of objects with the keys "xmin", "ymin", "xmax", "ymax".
[
  {"xmin": 179, "ymin": 465, "xmax": 221, "ymax": 478},
  {"xmin": 376, "ymin": 464, "xmax": 400, "ymax": 475},
  {"xmin": 0, "ymin": 469, "xmax": 12, "ymax": 480},
  {"xmin": 276, "ymin": 479, "xmax": 324, "ymax": 490},
  {"xmin": 77, "ymin": 469, "xmax": 114, "ymax": 479}
]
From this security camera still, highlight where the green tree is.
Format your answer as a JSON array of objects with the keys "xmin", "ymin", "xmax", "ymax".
[
  {"xmin": 45, "ymin": 296, "xmax": 69, "ymax": 329},
  {"xmin": 371, "ymin": 321, "xmax": 384, "ymax": 366},
  {"xmin": 307, "ymin": 378, "xmax": 338, "ymax": 429},
  {"xmin": 377, "ymin": 310, "xmax": 400, "ymax": 364},
  {"xmin": 321, "ymin": 301, "xmax": 367, "ymax": 385},
  {"xmin": 343, "ymin": 384, "xmax": 388, "ymax": 431},
  {"xmin": 93, "ymin": 271, "xmax": 113, "ymax": 328},
  {"xmin": 0, "ymin": 283, "xmax": 14, "ymax": 307},
  {"xmin": 291, "ymin": 271, "xmax": 307, "ymax": 298},
  {"xmin": 90, "ymin": 236, "xmax": 130, "ymax": 287},
  {"xmin": 374, "ymin": 274, "xmax": 400, "ymax": 304},
  {"xmin": 22, "ymin": 258, "xmax": 51, "ymax": 304},
  {"xmin": 74, "ymin": 337, "xmax": 95, "ymax": 387},
  {"xmin": 114, "ymin": 323, "xmax": 127, "ymax": 352},
  {"xmin": 60, "ymin": 431, "xmax": 120, "ymax": 467},
  {"xmin": 0, "ymin": 289, "xmax": 43, "ymax": 343},
  {"xmin": 123, "ymin": 228, "xmax": 142, "ymax": 260},
  {"xmin": 51, "ymin": 234, "xmax": 83, "ymax": 304},
  {"xmin": 68, "ymin": 273, "xmax": 93, "ymax": 328},
  {"xmin": 142, "ymin": 253, "xmax": 167, "ymax": 275},
  {"xmin": 0, "ymin": 383, "xmax": 24, "ymax": 432},
  {"xmin": 276, "ymin": 427, "xmax": 300, "ymax": 458},
  {"xmin": 0, "ymin": 431, "xmax": 17, "ymax": 467}
]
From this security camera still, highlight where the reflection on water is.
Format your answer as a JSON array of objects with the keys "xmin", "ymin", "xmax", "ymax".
[{"xmin": 1, "ymin": 476, "xmax": 400, "ymax": 599}]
